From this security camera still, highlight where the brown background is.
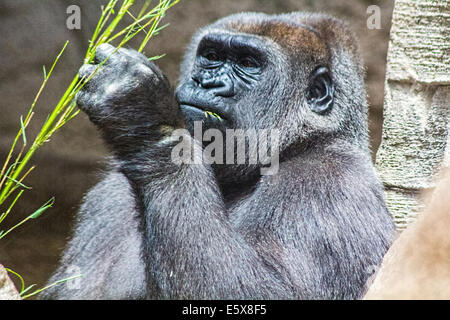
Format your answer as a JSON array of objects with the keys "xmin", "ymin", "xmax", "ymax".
[{"xmin": 0, "ymin": 0, "xmax": 393, "ymax": 292}]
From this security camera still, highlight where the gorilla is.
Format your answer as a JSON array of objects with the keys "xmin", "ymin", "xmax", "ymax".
[{"xmin": 41, "ymin": 12, "xmax": 395, "ymax": 299}]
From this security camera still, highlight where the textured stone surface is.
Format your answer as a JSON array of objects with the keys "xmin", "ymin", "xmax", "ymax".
[
  {"xmin": 386, "ymin": 0, "xmax": 450, "ymax": 85},
  {"xmin": 376, "ymin": 0, "xmax": 450, "ymax": 229},
  {"xmin": 0, "ymin": 264, "xmax": 21, "ymax": 300}
]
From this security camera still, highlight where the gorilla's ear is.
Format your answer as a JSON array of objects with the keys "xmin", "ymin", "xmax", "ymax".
[{"xmin": 306, "ymin": 67, "xmax": 334, "ymax": 114}]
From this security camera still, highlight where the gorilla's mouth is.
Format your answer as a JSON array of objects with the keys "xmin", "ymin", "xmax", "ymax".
[{"xmin": 179, "ymin": 103, "xmax": 226, "ymax": 122}]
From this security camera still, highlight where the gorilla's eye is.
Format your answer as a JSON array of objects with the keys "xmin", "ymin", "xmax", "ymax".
[
  {"xmin": 203, "ymin": 51, "xmax": 221, "ymax": 62},
  {"xmin": 238, "ymin": 56, "xmax": 259, "ymax": 69}
]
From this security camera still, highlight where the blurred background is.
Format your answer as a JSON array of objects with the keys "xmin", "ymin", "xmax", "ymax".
[{"xmin": 0, "ymin": 0, "xmax": 394, "ymax": 291}]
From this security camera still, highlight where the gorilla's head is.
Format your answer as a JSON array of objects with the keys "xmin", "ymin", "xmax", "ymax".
[{"xmin": 175, "ymin": 12, "xmax": 368, "ymax": 153}]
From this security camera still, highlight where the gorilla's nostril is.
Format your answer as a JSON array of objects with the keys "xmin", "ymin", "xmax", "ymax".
[
  {"xmin": 200, "ymin": 77, "xmax": 217, "ymax": 88},
  {"xmin": 213, "ymin": 81, "xmax": 234, "ymax": 97},
  {"xmin": 200, "ymin": 75, "xmax": 234, "ymax": 97},
  {"xmin": 191, "ymin": 75, "xmax": 201, "ymax": 86}
]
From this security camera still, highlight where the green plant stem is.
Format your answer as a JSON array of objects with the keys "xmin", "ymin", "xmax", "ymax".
[
  {"xmin": 21, "ymin": 274, "xmax": 83, "ymax": 299},
  {"xmin": 0, "ymin": 0, "xmax": 179, "ymax": 234}
]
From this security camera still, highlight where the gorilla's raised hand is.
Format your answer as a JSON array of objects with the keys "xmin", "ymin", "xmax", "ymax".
[{"xmin": 76, "ymin": 43, "xmax": 182, "ymax": 157}]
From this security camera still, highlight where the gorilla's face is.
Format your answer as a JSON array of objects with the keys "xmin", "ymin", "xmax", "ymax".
[
  {"xmin": 175, "ymin": 12, "xmax": 367, "ymax": 153},
  {"xmin": 175, "ymin": 32, "xmax": 268, "ymax": 132}
]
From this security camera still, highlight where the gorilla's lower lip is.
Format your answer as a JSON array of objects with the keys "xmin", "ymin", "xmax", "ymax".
[{"xmin": 179, "ymin": 103, "xmax": 226, "ymax": 121}]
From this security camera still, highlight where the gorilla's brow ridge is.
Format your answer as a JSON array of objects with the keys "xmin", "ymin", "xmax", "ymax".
[{"xmin": 197, "ymin": 33, "xmax": 266, "ymax": 58}]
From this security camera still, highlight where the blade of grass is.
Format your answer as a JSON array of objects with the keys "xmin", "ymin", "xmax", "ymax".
[
  {"xmin": 5, "ymin": 268, "xmax": 25, "ymax": 293},
  {"xmin": 19, "ymin": 284, "xmax": 37, "ymax": 296},
  {"xmin": 0, "ymin": 41, "xmax": 69, "ymax": 203},
  {"xmin": 0, "ymin": 197, "xmax": 54, "ymax": 240},
  {"xmin": 0, "ymin": 0, "xmax": 180, "ymax": 241},
  {"xmin": 0, "ymin": 190, "xmax": 24, "ymax": 224},
  {"xmin": 21, "ymin": 274, "xmax": 83, "ymax": 299}
]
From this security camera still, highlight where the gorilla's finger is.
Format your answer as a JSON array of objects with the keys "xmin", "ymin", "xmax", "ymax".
[
  {"xmin": 94, "ymin": 43, "xmax": 119, "ymax": 64},
  {"xmin": 120, "ymin": 47, "xmax": 150, "ymax": 65},
  {"xmin": 75, "ymin": 90, "xmax": 89, "ymax": 109},
  {"xmin": 122, "ymin": 50, "xmax": 165, "ymax": 81},
  {"xmin": 78, "ymin": 64, "xmax": 98, "ymax": 80},
  {"xmin": 118, "ymin": 47, "xmax": 164, "ymax": 79},
  {"xmin": 118, "ymin": 47, "xmax": 164, "ymax": 78},
  {"xmin": 75, "ymin": 89, "xmax": 101, "ymax": 113}
]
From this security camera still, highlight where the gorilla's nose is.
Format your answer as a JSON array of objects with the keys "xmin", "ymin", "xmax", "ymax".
[{"xmin": 200, "ymin": 74, "xmax": 234, "ymax": 97}]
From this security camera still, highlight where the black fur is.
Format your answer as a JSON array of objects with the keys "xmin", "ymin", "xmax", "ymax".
[{"xmin": 40, "ymin": 12, "xmax": 395, "ymax": 300}]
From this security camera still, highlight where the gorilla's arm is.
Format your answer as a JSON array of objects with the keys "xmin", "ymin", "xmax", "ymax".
[
  {"xmin": 75, "ymin": 44, "xmax": 292, "ymax": 299},
  {"xmin": 39, "ymin": 171, "xmax": 147, "ymax": 300},
  {"xmin": 128, "ymin": 139, "xmax": 293, "ymax": 298}
]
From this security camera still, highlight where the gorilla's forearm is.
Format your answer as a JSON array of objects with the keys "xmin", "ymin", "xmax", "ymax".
[
  {"xmin": 117, "ymin": 134, "xmax": 292, "ymax": 299},
  {"xmin": 74, "ymin": 44, "xmax": 288, "ymax": 297}
]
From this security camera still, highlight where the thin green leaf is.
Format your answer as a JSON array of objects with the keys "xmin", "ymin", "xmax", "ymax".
[
  {"xmin": 5, "ymin": 268, "xmax": 25, "ymax": 292},
  {"xmin": 4, "ymin": 175, "xmax": 32, "ymax": 190},
  {"xmin": 20, "ymin": 284, "xmax": 37, "ymax": 296},
  {"xmin": 0, "ymin": 190, "xmax": 24, "ymax": 224},
  {"xmin": 0, "ymin": 197, "xmax": 54, "ymax": 240},
  {"xmin": 148, "ymin": 53, "xmax": 166, "ymax": 61},
  {"xmin": 0, "ymin": 41, "xmax": 69, "ymax": 205},
  {"xmin": 30, "ymin": 197, "xmax": 55, "ymax": 219},
  {"xmin": 21, "ymin": 274, "xmax": 83, "ymax": 299},
  {"xmin": 19, "ymin": 116, "xmax": 27, "ymax": 145},
  {"xmin": 205, "ymin": 111, "xmax": 222, "ymax": 121}
]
